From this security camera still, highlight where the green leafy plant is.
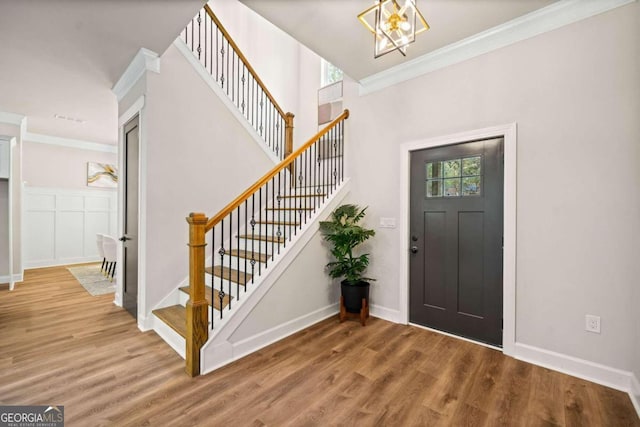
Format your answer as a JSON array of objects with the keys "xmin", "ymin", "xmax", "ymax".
[{"xmin": 319, "ymin": 204, "xmax": 376, "ymax": 284}]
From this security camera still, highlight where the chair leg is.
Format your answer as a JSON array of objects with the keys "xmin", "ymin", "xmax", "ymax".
[
  {"xmin": 110, "ymin": 262, "xmax": 116, "ymax": 282},
  {"xmin": 101, "ymin": 258, "xmax": 106, "ymax": 273}
]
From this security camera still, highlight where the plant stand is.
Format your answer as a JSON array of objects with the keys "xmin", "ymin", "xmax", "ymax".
[{"xmin": 339, "ymin": 296, "xmax": 369, "ymax": 326}]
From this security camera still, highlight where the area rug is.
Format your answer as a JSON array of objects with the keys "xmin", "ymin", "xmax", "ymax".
[{"xmin": 67, "ymin": 263, "xmax": 116, "ymax": 296}]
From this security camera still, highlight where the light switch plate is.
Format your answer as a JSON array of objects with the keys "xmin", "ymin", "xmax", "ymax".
[{"xmin": 379, "ymin": 217, "xmax": 396, "ymax": 228}]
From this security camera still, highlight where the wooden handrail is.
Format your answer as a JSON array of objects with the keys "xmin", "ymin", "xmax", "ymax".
[
  {"xmin": 204, "ymin": 4, "xmax": 287, "ymax": 119},
  {"xmin": 205, "ymin": 109, "xmax": 349, "ymax": 231}
]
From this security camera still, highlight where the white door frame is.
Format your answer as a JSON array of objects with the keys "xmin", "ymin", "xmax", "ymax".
[
  {"xmin": 399, "ymin": 123, "xmax": 517, "ymax": 356},
  {"xmin": 117, "ymin": 96, "xmax": 149, "ymax": 331}
]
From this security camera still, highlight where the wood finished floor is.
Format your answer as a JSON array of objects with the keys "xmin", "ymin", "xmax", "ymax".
[{"xmin": 1, "ymin": 266, "xmax": 638, "ymax": 426}]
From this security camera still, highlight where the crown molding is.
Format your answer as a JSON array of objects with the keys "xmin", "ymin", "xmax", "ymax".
[
  {"xmin": 0, "ymin": 112, "xmax": 26, "ymax": 127},
  {"xmin": 24, "ymin": 132, "xmax": 117, "ymax": 153},
  {"xmin": 359, "ymin": 0, "xmax": 636, "ymax": 95},
  {"xmin": 112, "ymin": 48, "xmax": 160, "ymax": 102}
]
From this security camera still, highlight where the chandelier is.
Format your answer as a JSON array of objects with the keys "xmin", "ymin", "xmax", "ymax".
[{"xmin": 358, "ymin": 0, "xmax": 429, "ymax": 58}]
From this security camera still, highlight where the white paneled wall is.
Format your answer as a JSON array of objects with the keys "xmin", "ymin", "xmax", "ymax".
[{"xmin": 24, "ymin": 188, "xmax": 117, "ymax": 268}]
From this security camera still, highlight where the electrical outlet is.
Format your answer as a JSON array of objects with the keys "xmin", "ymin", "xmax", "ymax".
[{"xmin": 585, "ymin": 315, "xmax": 601, "ymax": 334}]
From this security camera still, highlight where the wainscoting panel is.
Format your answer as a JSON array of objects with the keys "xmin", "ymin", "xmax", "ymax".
[{"xmin": 24, "ymin": 188, "xmax": 117, "ymax": 268}]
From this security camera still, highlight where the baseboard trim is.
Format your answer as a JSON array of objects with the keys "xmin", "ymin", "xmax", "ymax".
[
  {"xmin": 514, "ymin": 342, "xmax": 634, "ymax": 393},
  {"xmin": 232, "ymin": 303, "xmax": 339, "ymax": 361},
  {"xmin": 0, "ymin": 273, "xmax": 23, "ymax": 285},
  {"xmin": 369, "ymin": 304, "xmax": 403, "ymax": 324},
  {"xmin": 630, "ymin": 373, "xmax": 640, "ymax": 418},
  {"xmin": 25, "ymin": 257, "xmax": 102, "ymax": 269},
  {"xmin": 203, "ymin": 303, "xmax": 339, "ymax": 375},
  {"xmin": 137, "ymin": 314, "xmax": 154, "ymax": 332}
]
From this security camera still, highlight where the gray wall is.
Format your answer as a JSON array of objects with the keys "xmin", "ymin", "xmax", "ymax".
[
  {"xmin": 342, "ymin": 3, "xmax": 639, "ymax": 371},
  {"xmin": 141, "ymin": 43, "xmax": 275, "ymax": 315}
]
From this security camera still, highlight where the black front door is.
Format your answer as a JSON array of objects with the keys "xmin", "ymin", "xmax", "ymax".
[
  {"xmin": 122, "ymin": 116, "xmax": 139, "ymax": 319},
  {"xmin": 409, "ymin": 138, "xmax": 503, "ymax": 346}
]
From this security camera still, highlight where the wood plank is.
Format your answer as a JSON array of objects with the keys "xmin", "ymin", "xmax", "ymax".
[
  {"xmin": 152, "ymin": 305, "xmax": 186, "ymax": 338},
  {"xmin": 227, "ymin": 249, "xmax": 270, "ymax": 263},
  {"xmin": 1, "ymin": 266, "xmax": 638, "ymax": 426},
  {"xmin": 178, "ymin": 286, "xmax": 231, "ymax": 311},
  {"xmin": 205, "ymin": 265, "xmax": 252, "ymax": 286}
]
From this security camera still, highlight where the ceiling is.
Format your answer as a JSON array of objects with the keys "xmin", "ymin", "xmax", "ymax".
[
  {"xmin": 0, "ymin": 0, "xmax": 559, "ymax": 147},
  {"xmin": 0, "ymin": 0, "xmax": 204, "ymax": 145},
  {"xmin": 239, "ymin": 0, "xmax": 558, "ymax": 81}
]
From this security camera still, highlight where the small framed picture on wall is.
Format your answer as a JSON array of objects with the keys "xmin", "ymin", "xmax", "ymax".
[{"xmin": 87, "ymin": 162, "xmax": 118, "ymax": 188}]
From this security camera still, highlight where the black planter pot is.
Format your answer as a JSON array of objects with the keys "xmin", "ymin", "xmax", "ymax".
[{"xmin": 341, "ymin": 280, "xmax": 370, "ymax": 314}]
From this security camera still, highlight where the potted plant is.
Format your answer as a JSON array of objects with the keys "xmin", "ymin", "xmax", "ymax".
[{"xmin": 319, "ymin": 204, "xmax": 375, "ymax": 316}]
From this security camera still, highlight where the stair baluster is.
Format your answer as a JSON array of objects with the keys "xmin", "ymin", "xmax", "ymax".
[{"xmin": 183, "ymin": 5, "xmax": 293, "ymax": 161}]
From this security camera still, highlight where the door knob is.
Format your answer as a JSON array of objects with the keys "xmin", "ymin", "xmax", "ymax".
[
  {"xmin": 119, "ymin": 236, "xmax": 131, "ymax": 242},
  {"xmin": 410, "ymin": 246, "xmax": 418, "ymax": 254}
]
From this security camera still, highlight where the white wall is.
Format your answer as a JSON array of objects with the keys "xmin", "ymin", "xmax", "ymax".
[
  {"xmin": 229, "ymin": 231, "xmax": 337, "ymax": 342},
  {"xmin": 341, "ymin": 2, "xmax": 639, "ymax": 373},
  {"xmin": 23, "ymin": 188, "xmax": 117, "ymax": 268},
  {"xmin": 22, "ymin": 142, "xmax": 117, "ymax": 190},
  {"xmin": 140, "ymin": 42, "xmax": 275, "ymax": 316},
  {"xmin": 208, "ymin": 0, "xmax": 321, "ymax": 147}
]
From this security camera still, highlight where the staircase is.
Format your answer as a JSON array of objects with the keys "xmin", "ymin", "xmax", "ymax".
[
  {"xmin": 151, "ymin": 117, "xmax": 349, "ymax": 375},
  {"xmin": 149, "ymin": 0, "xmax": 350, "ymax": 378}
]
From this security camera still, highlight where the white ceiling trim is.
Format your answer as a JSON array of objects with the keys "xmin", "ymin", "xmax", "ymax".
[
  {"xmin": 24, "ymin": 132, "xmax": 117, "ymax": 154},
  {"xmin": 112, "ymin": 48, "xmax": 161, "ymax": 102},
  {"xmin": 0, "ymin": 111, "xmax": 28, "ymax": 141},
  {"xmin": 0, "ymin": 112, "xmax": 26, "ymax": 127},
  {"xmin": 359, "ymin": 0, "xmax": 636, "ymax": 95}
]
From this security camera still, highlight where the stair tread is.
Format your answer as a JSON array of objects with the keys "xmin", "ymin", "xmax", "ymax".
[
  {"xmin": 228, "ymin": 249, "xmax": 270, "ymax": 263},
  {"xmin": 205, "ymin": 265, "xmax": 252, "ymax": 286},
  {"xmin": 178, "ymin": 286, "xmax": 231, "ymax": 311},
  {"xmin": 152, "ymin": 305, "xmax": 186, "ymax": 338},
  {"xmin": 238, "ymin": 234, "xmax": 285, "ymax": 243}
]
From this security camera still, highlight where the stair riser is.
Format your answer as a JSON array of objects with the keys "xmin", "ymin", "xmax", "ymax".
[
  {"xmin": 262, "ymin": 209, "xmax": 315, "ymax": 222},
  {"xmin": 180, "ymin": 279, "xmax": 248, "ymax": 303},
  {"xmin": 235, "ymin": 237, "xmax": 290, "ymax": 254},
  {"xmin": 210, "ymin": 254, "xmax": 266, "ymax": 274},
  {"xmin": 247, "ymin": 223, "xmax": 304, "ymax": 237}
]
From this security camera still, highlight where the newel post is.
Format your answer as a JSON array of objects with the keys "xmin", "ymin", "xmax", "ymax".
[
  {"xmin": 186, "ymin": 212, "xmax": 209, "ymax": 377},
  {"xmin": 284, "ymin": 112, "xmax": 295, "ymax": 177}
]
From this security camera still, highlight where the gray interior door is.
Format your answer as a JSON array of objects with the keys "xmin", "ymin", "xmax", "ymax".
[
  {"xmin": 409, "ymin": 138, "xmax": 504, "ymax": 346},
  {"xmin": 122, "ymin": 116, "xmax": 139, "ymax": 319}
]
